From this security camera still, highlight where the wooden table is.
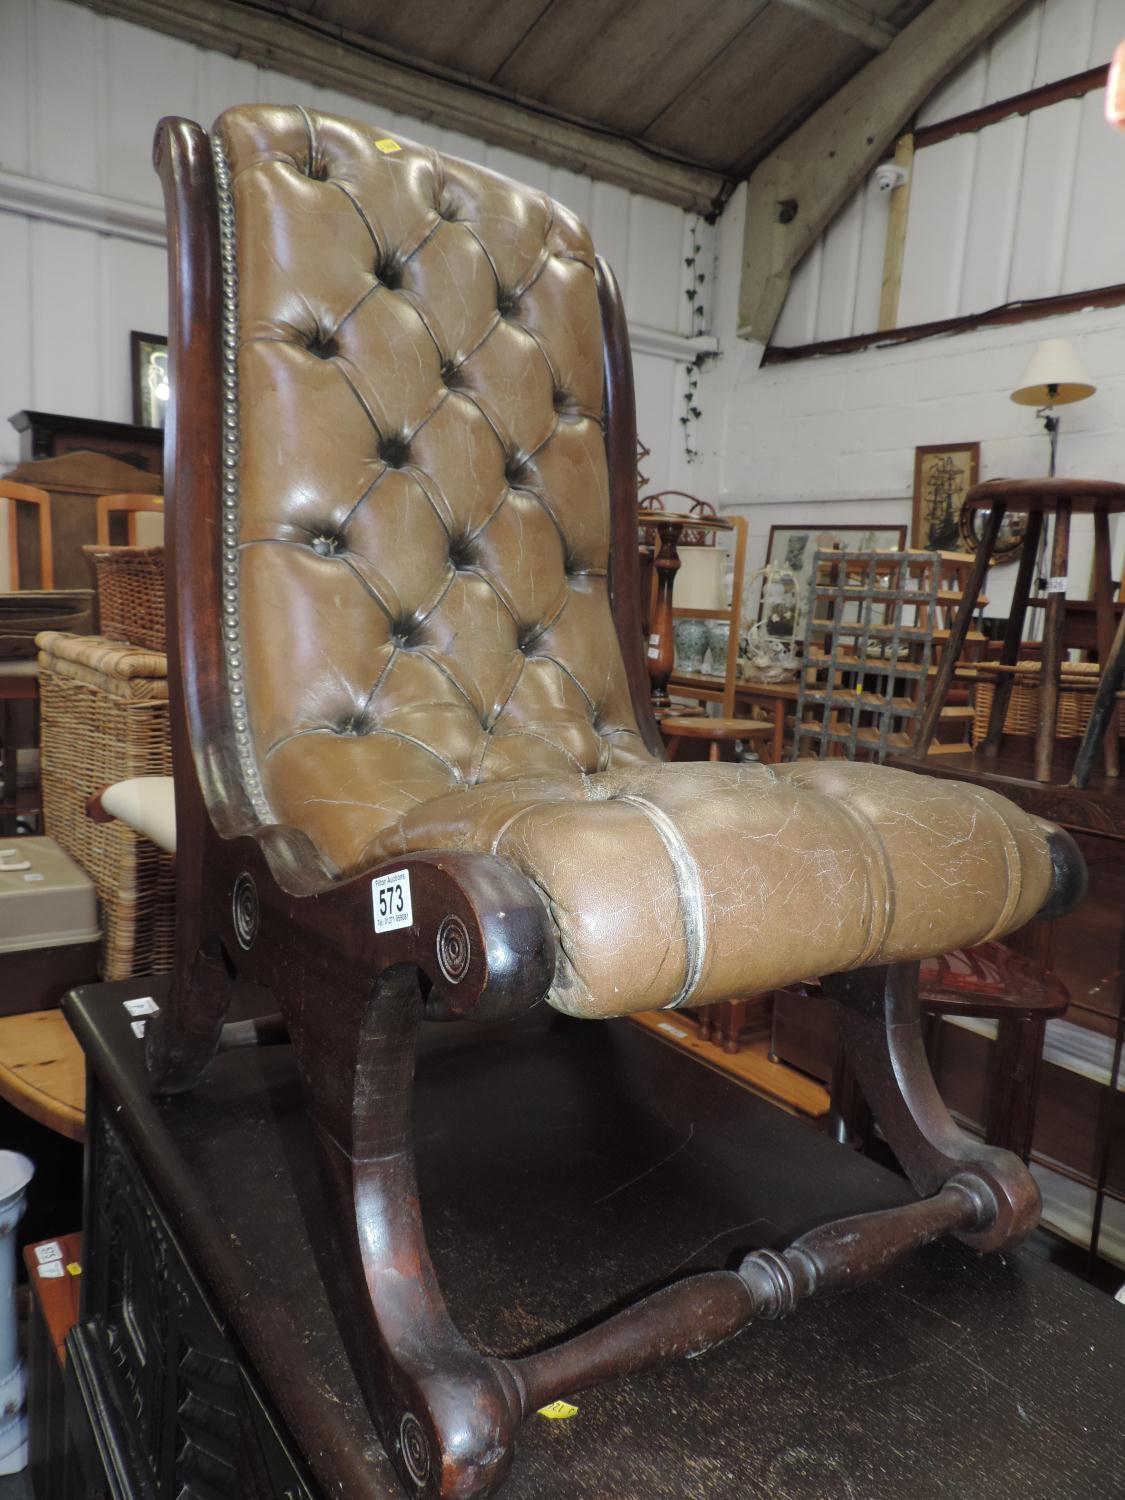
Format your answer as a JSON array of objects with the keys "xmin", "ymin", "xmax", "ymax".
[
  {"xmin": 0, "ymin": 1011, "xmax": 84, "ymax": 1141},
  {"xmin": 61, "ymin": 979, "xmax": 1125, "ymax": 1500}
]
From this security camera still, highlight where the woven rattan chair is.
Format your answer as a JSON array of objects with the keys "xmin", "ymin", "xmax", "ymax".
[{"xmin": 151, "ymin": 108, "xmax": 1085, "ymax": 1499}]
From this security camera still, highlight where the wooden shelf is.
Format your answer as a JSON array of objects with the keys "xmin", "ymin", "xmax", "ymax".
[{"xmin": 629, "ymin": 1009, "xmax": 830, "ymax": 1120}]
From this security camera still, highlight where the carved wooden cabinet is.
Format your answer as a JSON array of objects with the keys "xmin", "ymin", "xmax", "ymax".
[{"xmin": 65, "ymin": 1090, "xmax": 316, "ymax": 1499}]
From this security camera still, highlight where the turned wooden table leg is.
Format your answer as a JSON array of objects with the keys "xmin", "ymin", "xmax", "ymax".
[
  {"xmin": 1036, "ymin": 498, "xmax": 1071, "ymax": 782},
  {"xmin": 648, "ymin": 520, "xmax": 682, "ymax": 712},
  {"xmin": 982, "ymin": 508, "xmax": 1043, "ymax": 757}
]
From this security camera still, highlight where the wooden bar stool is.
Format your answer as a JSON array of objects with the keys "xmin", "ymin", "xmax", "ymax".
[
  {"xmin": 917, "ymin": 478, "xmax": 1125, "ymax": 782},
  {"xmin": 660, "ymin": 714, "xmax": 775, "ymax": 763}
]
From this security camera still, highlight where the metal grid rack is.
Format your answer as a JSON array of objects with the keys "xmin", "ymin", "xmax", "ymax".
[{"xmin": 792, "ymin": 550, "xmax": 945, "ymax": 763}]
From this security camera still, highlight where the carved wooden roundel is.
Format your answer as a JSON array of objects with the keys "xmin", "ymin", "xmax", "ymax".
[
  {"xmin": 399, "ymin": 1412, "xmax": 430, "ymax": 1486},
  {"xmin": 232, "ymin": 872, "xmax": 259, "ymax": 951},
  {"xmin": 436, "ymin": 914, "xmax": 471, "ymax": 984}
]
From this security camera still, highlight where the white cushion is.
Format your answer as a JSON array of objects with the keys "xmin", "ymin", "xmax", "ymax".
[{"xmin": 100, "ymin": 777, "xmax": 177, "ymax": 853}]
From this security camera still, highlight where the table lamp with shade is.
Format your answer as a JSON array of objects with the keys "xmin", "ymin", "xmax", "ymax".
[{"xmin": 1010, "ymin": 338, "xmax": 1096, "ymax": 475}]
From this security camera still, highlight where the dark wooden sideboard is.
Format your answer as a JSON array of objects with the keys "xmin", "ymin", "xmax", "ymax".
[
  {"xmin": 59, "ymin": 980, "xmax": 1125, "ymax": 1500},
  {"xmin": 9, "ymin": 410, "xmax": 162, "ymax": 474}
]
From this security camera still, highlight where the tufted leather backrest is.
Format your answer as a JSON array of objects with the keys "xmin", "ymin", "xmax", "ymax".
[{"xmin": 215, "ymin": 107, "xmax": 652, "ymax": 875}]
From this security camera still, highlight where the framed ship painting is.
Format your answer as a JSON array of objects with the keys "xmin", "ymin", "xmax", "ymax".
[{"xmin": 912, "ymin": 442, "xmax": 979, "ymax": 551}]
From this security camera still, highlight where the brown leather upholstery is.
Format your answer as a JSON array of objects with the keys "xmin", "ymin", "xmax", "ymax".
[{"xmin": 219, "ymin": 106, "xmax": 1057, "ymax": 1018}]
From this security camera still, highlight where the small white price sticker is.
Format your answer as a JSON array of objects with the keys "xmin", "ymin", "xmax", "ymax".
[
  {"xmin": 130, "ymin": 1019, "xmax": 147, "ymax": 1039},
  {"xmin": 648, "ymin": 632, "xmax": 660, "ymax": 647},
  {"xmin": 124, "ymin": 997, "xmax": 159, "ymax": 1017},
  {"xmin": 23, "ymin": 873, "xmax": 44, "ymax": 883},
  {"xmin": 38, "ymin": 1263, "xmax": 64, "ymax": 1279},
  {"xmin": 647, "ymin": 644, "xmax": 659, "ymax": 658},
  {"xmin": 372, "ymin": 869, "xmax": 413, "ymax": 933},
  {"xmin": 35, "ymin": 1242, "xmax": 62, "ymax": 1265},
  {"xmin": 1047, "ymin": 576, "xmax": 1068, "ymax": 593}
]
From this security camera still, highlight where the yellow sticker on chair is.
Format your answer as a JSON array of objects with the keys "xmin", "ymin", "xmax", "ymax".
[
  {"xmin": 375, "ymin": 137, "xmax": 402, "ymax": 154},
  {"xmin": 66, "ymin": 1263, "xmax": 82, "ymax": 1277},
  {"xmin": 537, "ymin": 1401, "xmax": 578, "ymax": 1420}
]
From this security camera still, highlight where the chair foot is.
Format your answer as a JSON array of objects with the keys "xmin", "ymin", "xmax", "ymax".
[
  {"xmin": 286, "ymin": 963, "xmax": 519, "ymax": 1499},
  {"xmin": 822, "ymin": 961, "xmax": 1040, "ymax": 1252}
]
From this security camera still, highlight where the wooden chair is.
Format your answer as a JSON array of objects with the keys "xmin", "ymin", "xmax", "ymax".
[
  {"xmin": 0, "ymin": 482, "xmax": 54, "ymax": 827},
  {"xmin": 1, "ymin": 480, "xmax": 54, "ymax": 589},
  {"xmin": 94, "ymin": 492, "xmax": 164, "ymax": 547},
  {"xmin": 147, "ymin": 108, "xmax": 1086, "ymax": 1499}
]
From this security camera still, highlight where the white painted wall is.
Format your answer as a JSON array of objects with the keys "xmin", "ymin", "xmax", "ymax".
[
  {"xmin": 0, "ymin": 0, "xmax": 708, "ymax": 498},
  {"xmin": 699, "ymin": 0, "xmax": 1125, "ymax": 620},
  {"xmin": 774, "ymin": 0, "xmax": 1125, "ymax": 347}
]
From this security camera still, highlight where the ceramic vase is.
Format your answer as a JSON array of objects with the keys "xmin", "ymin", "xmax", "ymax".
[
  {"xmin": 674, "ymin": 618, "xmax": 709, "ymax": 674},
  {"xmin": 706, "ymin": 621, "xmax": 730, "ymax": 676},
  {"xmin": 0, "ymin": 1152, "xmax": 34, "ymax": 1475}
]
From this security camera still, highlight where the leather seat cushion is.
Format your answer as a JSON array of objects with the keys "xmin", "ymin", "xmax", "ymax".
[{"xmin": 370, "ymin": 759, "xmax": 1053, "ymax": 1018}]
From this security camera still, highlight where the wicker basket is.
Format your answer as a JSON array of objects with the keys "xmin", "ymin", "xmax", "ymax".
[
  {"xmin": 83, "ymin": 545, "xmax": 166, "ymax": 652},
  {"xmin": 36, "ymin": 632, "xmax": 175, "ymax": 980},
  {"xmin": 972, "ymin": 660, "xmax": 1109, "ymax": 745}
]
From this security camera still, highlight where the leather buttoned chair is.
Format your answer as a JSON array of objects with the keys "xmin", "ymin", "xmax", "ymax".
[{"xmin": 153, "ymin": 107, "xmax": 1085, "ymax": 1500}]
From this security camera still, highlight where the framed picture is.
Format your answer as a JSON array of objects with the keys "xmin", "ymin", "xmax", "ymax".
[
  {"xmin": 131, "ymin": 331, "xmax": 170, "ymax": 429},
  {"xmin": 911, "ymin": 442, "xmax": 979, "ymax": 551},
  {"xmin": 762, "ymin": 522, "xmax": 907, "ymax": 645}
]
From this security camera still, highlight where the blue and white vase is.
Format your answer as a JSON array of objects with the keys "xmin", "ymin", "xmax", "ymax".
[
  {"xmin": 706, "ymin": 621, "xmax": 730, "ymax": 676},
  {"xmin": 674, "ymin": 618, "xmax": 709, "ymax": 674}
]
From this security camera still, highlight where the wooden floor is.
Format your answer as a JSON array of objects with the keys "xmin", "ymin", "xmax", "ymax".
[{"xmin": 630, "ymin": 1008, "xmax": 830, "ymax": 1121}]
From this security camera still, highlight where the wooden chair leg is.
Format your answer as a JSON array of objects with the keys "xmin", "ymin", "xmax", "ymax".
[
  {"xmin": 146, "ymin": 939, "xmax": 236, "ymax": 1093},
  {"xmin": 823, "ymin": 963, "xmax": 1039, "ymax": 1252},
  {"xmin": 1073, "ymin": 604, "xmax": 1125, "ymax": 788},
  {"xmin": 284, "ymin": 963, "xmax": 519, "ymax": 1499},
  {"xmin": 916, "ymin": 503, "xmax": 1005, "ymax": 755},
  {"xmin": 1035, "ymin": 499, "xmax": 1071, "ymax": 782},
  {"xmin": 1092, "ymin": 506, "xmax": 1120, "ymax": 777},
  {"xmin": 982, "ymin": 508, "xmax": 1043, "ymax": 757}
]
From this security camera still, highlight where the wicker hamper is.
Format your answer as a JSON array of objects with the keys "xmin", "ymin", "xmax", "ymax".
[
  {"xmin": 971, "ymin": 659, "xmax": 1115, "ymax": 746},
  {"xmin": 35, "ymin": 631, "xmax": 175, "ymax": 980},
  {"xmin": 82, "ymin": 545, "xmax": 166, "ymax": 652}
]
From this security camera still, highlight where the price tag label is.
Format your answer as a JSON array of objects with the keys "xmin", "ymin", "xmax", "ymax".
[
  {"xmin": 372, "ymin": 870, "xmax": 413, "ymax": 933},
  {"xmin": 23, "ymin": 873, "xmax": 44, "ymax": 882},
  {"xmin": 538, "ymin": 1401, "xmax": 578, "ymax": 1420},
  {"xmin": 35, "ymin": 1242, "xmax": 62, "ymax": 1265},
  {"xmin": 130, "ymin": 1020, "xmax": 147, "ymax": 1039},
  {"xmin": 124, "ymin": 997, "xmax": 159, "ymax": 1017},
  {"xmin": 38, "ymin": 1262, "xmax": 64, "ymax": 1279},
  {"xmin": 1047, "ymin": 576, "xmax": 1068, "ymax": 593}
]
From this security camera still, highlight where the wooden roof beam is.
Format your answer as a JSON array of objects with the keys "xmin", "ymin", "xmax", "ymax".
[
  {"xmin": 72, "ymin": 0, "xmax": 728, "ymax": 213},
  {"xmin": 772, "ymin": 0, "xmax": 899, "ymax": 53},
  {"xmin": 739, "ymin": 0, "xmax": 1030, "ymax": 344}
]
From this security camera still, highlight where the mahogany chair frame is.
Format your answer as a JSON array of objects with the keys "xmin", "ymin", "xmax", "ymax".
[
  {"xmin": 2, "ymin": 480, "xmax": 54, "ymax": 590},
  {"xmin": 93, "ymin": 491, "xmax": 164, "ymax": 547},
  {"xmin": 150, "ymin": 118, "xmax": 1084, "ymax": 1500}
]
